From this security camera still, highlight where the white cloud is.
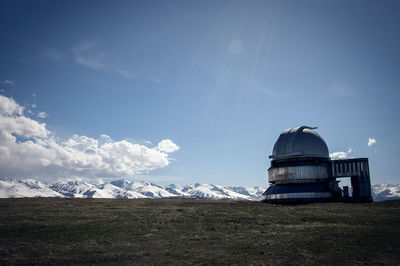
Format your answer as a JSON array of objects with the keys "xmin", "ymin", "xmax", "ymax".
[
  {"xmin": 0, "ymin": 94, "xmax": 24, "ymax": 116},
  {"xmin": 157, "ymin": 139, "xmax": 180, "ymax": 153},
  {"xmin": 0, "ymin": 115, "xmax": 49, "ymax": 139},
  {"xmin": 1, "ymin": 80, "xmax": 15, "ymax": 86},
  {"xmin": 37, "ymin": 112, "xmax": 48, "ymax": 118},
  {"xmin": 329, "ymin": 151, "xmax": 348, "ymax": 160},
  {"xmin": 99, "ymin": 134, "xmax": 112, "ymax": 143},
  {"xmin": 0, "ymin": 94, "xmax": 179, "ymax": 181},
  {"xmin": 368, "ymin": 137, "xmax": 377, "ymax": 147},
  {"xmin": 229, "ymin": 39, "xmax": 243, "ymax": 55},
  {"xmin": 330, "ymin": 148, "xmax": 352, "ymax": 160}
]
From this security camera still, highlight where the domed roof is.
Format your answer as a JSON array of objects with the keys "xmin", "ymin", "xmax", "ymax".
[{"xmin": 270, "ymin": 126, "xmax": 329, "ymax": 159}]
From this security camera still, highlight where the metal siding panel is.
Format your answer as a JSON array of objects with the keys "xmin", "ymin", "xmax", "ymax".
[
  {"xmin": 264, "ymin": 192, "xmax": 332, "ymax": 200},
  {"xmin": 268, "ymin": 165, "xmax": 328, "ymax": 183}
]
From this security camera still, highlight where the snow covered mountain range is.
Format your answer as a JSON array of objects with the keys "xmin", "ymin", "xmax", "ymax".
[
  {"xmin": 0, "ymin": 179, "xmax": 399, "ymax": 201},
  {"xmin": 0, "ymin": 179, "xmax": 266, "ymax": 200},
  {"xmin": 371, "ymin": 184, "xmax": 400, "ymax": 201}
]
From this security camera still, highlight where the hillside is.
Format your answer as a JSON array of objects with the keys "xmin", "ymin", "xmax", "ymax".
[{"xmin": 0, "ymin": 198, "xmax": 399, "ymax": 265}]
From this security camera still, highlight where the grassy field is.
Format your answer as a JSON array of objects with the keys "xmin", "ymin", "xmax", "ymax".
[{"xmin": 0, "ymin": 198, "xmax": 399, "ymax": 265}]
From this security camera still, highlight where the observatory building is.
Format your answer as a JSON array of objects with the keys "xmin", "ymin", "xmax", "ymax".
[{"xmin": 262, "ymin": 126, "xmax": 372, "ymax": 204}]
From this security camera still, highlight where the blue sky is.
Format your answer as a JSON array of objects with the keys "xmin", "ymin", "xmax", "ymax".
[{"xmin": 0, "ymin": 0, "xmax": 399, "ymax": 186}]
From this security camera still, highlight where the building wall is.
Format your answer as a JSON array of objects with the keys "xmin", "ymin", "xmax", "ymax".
[{"xmin": 269, "ymin": 165, "xmax": 329, "ymax": 184}]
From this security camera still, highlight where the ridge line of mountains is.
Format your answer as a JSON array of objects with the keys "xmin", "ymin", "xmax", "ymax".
[{"xmin": 0, "ymin": 178, "xmax": 399, "ymax": 201}]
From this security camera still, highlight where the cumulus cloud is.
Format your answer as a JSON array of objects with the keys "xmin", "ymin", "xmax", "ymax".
[
  {"xmin": 368, "ymin": 137, "xmax": 377, "ymax": 147},
  {"xmin": 99, "ymin": 134, "xmax": 112, "ymax": 143},
  {"xmin": 329, "ymin": 151, "xmax": 348, "ymax": 160},
  {"xmin": 157, "ymin": 139, "xmax": 180, "ymax": 153},
  {"xmin": 0, "ymin": 94, "xmax": 179, "ymax": 181},
  {"xmin": 1, "ymin": 80, "xmax": 16, "ymax": 86},
  {"xmin": 37, "ymin": 112, "xmax": 48, "ymax": 118},
  {"xmin": 0, "ymin": 94, "xmax": 24, "ymax": 116},
  {"xmin": 330, "ymin": 148, "xmax": 352, "ymax": 160}
]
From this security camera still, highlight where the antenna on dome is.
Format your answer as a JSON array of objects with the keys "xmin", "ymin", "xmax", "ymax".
[{"xmin": 301, "ymin": 126, "xmax": 317, "ymax": 130}]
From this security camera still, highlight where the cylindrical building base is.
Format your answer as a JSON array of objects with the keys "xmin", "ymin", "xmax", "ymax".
[{"xmin": 262, "ymin": 183, "xmax": 333, "ymax": 204}]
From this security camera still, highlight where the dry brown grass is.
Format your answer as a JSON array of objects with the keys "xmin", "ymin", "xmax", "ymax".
[{"xmin": 0, "ymin": 198, "xmax": 399, "ymax": 265}]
